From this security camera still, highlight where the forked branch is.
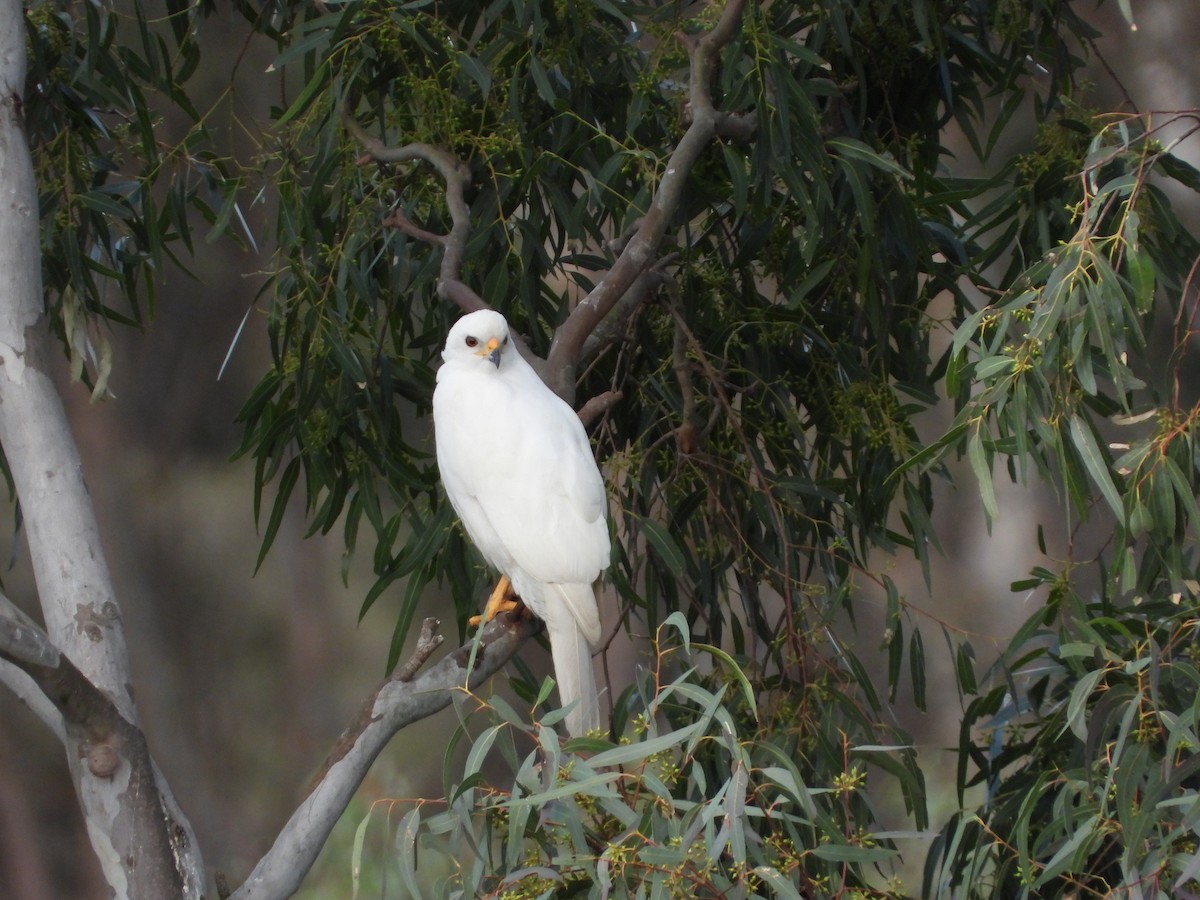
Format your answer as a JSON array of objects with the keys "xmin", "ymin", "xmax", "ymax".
[{"xmin": 342, "ymin": 106, "xmax": 485, "ymax": 314}]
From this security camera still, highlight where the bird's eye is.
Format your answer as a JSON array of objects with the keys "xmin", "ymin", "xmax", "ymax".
[
  {"xmin": 502, "ymin": 336, "xmax": 509, "ymax": 346},
  {"xmin": 464, "ymin": 336, "xmax": 479, "ymax": 348}
]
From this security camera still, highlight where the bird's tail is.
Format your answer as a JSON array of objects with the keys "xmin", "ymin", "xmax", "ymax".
[{"xmin": 545, "ymin": 609, "xmax": 600, "ymax": 736}]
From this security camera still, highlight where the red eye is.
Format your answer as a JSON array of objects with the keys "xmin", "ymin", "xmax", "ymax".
[{"xmin": 465, "ymin": 336, "xmax": 478, "ymax": 348}]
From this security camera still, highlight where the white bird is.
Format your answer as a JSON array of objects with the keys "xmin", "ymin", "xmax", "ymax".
[{"xmin": 433, "ymin": 309, "xmax": 609, "ymax": 735}]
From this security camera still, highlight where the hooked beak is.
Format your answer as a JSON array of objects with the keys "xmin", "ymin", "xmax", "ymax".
[{"xmin": 485, "ymin": 337, "xmax": 502, "ymax": 368}]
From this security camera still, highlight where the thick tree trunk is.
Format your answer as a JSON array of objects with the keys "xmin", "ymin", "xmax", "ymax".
[{"xmin": 0, "ymin": 2, "xmax": 205, "ymax": 896}]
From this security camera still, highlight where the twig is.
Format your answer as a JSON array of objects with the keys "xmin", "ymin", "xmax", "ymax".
[
  {"xmin": 577, "ymin": 390, "xmax": 624, "ymax": 428},
  {"xmin": 394, "ymin": 617, "xmax": 445, "ymax": 681},
  {"xmin": 579, "ymin": 263, "xmax": 671, "ymax": 367}
]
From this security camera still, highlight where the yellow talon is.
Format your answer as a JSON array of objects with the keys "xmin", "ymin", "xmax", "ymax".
[{"xmin": 468, "ymin": 576, "xmax": 524, "ymax": 627}]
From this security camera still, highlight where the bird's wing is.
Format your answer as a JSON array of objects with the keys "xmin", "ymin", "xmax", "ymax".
[
  {"xmin": 434, "ymin": 372, "xmax": 522, "ymax": 576},
  {"xmin": 434, "ymin": 362, "xmax": 609, "ymax": 585},
  {"xmin": 481, "ymin": 378, "xmax": 610, "ymax": 584}
]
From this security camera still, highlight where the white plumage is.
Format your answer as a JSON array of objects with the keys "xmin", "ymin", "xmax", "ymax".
[{"xmin": 433, "ymin": 309, "xmax": 609, "ymax": 735}]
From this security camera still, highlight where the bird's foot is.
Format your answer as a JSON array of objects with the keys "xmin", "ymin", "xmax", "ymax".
[{"xmin": 469, "ymin": 576, "xmax": 526, "ymax": 627}]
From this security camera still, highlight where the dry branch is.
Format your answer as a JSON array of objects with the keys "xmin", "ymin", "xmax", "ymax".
[{"xmin": 229, "ymin": 612, "xmax": 541, "ymax": 900}]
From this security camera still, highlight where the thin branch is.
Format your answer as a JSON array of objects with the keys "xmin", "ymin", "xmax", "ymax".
[
  {"xmin": 579, "ymin": 264, "xmax": 670, "ymax": 367},
  {"xmin": 229, "ymin": 611, "xmax": 542, "ymax": 900},
  {"xmin": 0, "ymin": 596, "xmax": 59, "ymax": 668},
  {"xmin": 0, "ymin": 598, "xmax": 65, "ymax": 739},
  {"xmin": 393, "ymin": 616, "xmax": 445, "ymax": 682},
  {"xmin": 670, "ymin": 288, "xmax": 700, "ymax": 454},
  {"xmin": 577, "ymin": 390, "xmax": 624, "ymax": 428},
  {"xmin": 543, "ymin": 0, "xmax": 752, "ymax": 400},
  {"xmin": 441, "ymin": 277, "xmax": 489, "ymax": 315},
  {"xmin": 342, "ymin": 105, "xmax": 485, "ymax": 314}
]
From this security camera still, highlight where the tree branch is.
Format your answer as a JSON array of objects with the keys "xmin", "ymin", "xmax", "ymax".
[
  {"xmin": 577, "ymin": 390, "xmax": 624, "ymax": 429},
  {"xmin": 229, "ymin": 612, "xmax": 542, "ymax": 900},
  {"xmin": 342, "ymin": 106, "xmax": 486, "ymax": 314},
  {"xmin": 0, "ymin": 609, "xmax": 199, "ymax": 897},
  {"xmin": 543, "ymin": 0, "xmax": 752, "ymax": 401},
  {"xmin": 0, "ymin": 596, "xmax": 65, "ymax": 739}
]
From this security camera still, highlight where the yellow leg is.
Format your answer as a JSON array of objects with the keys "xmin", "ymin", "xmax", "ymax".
[{"xmin": 468, "ymin": 576, "xmax": 523, "ymax": 626}]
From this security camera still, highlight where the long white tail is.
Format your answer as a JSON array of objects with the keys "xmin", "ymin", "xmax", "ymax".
[{"xmin": 545, "ymin": 609, "xmax": 599, "ymax": 736}]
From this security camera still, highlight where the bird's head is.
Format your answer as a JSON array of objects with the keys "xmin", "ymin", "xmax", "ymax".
[{"xmin": 442, "ymin": 309, "xmax": 511, "ymax": 370}]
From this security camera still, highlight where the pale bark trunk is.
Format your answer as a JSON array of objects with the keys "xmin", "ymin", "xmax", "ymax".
[{"xmin": 0, "ymin": 2, "xmax": 205, "ymax": 896}]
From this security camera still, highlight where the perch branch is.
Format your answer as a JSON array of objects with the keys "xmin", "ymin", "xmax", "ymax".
[
  {"xmin": 229, "ymin": 611, "xmax": 542, "ymax": 900},
  {"xmin": 342, "ymin": 106, "xmax": 486, "ymax": 314},
  {"xmin": 543, "ymin": 0, "xmax": 752, "ymax": 400}
]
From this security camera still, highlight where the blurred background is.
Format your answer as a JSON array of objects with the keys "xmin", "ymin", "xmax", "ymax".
[{"xmin": 0, "ymin": 4, "xmax": 1197, "ymax": 897}]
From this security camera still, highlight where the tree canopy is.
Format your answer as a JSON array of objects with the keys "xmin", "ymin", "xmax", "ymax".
[{"xmin": 3, "ymin": 0, "xmax": 1200, "ymax": 897}]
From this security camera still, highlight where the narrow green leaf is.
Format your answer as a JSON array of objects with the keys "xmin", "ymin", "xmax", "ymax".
[
  {"xmin": 527, "ymin": 56, "xmax": 557, "ymax": 105},
  {"xmin": 974, "ymin": 355, "xmax": 1016, "ymax": 380},
  {"xmin": 1065, "ymin": 667, "xmax": 1108, "ymax": 741},
  {"xmin": 888, "ymin": 419, "xmax": 969, "ymax": 481},
  {"xmin": 350, "ymin": 806, "xmax": 374, "ymax": 900},
  {"xmin": 955, "ymin": 641, "xmax": 977, "ymax": 695},
  {"xmin": 1068, "ymin": 413, "xmax": 1124, "ymax": 519},
  {"xmin": 659, "ymin": 610, "xmax": 691, "ymax": 650},
  {"xmin": 458, "ymin": 52, "xmax": 492, "ymax": 93},
  {"xmin": 826, "ymin": 137, "xmax": 912, "ymax": 180},
  {"xmin": 748, "ymin": 868, "xmax": 806, "ymax": 900},
  {"xmin": 910, "ymin": 628, "xmax": 927, "ymax": 712},
  {"xmin": 811, "ymin": 843, "xmax": 900, "ymax": 864},
  {"xmin": 639, "ymin": 516, "xmax": 690, "ymax": 580},
  {"xmin": 1161, "ymin": 456, "xmax": 1200, "ymax": 530},
  {"xmin": 385, "ymin": 568, "xmax": 431, "ymax": 674},
  {"xmin": 394, "ymin": 807, "xmax": 423, "ymax": 900},
  {"xmin": 1032, "ymin": 812, "xmax": 1102, "ymax": 888},
  {"xmin": 276, "ymin": 59, "xmax": 330, "ymax": 127},
  {"xmin": 502, "ymin": 771, "xmax": 624, "ymax": 808},
  {"xmin": 256, "ymin": 456, "xmax": 301, "ymax": 572},
  {"xmin": 587, "ymin": 723, "xmax": 702, "ymax": 769},
  {"xmin": 967, "ymin": 428, "xmax": 998, "ymax": 521},
  {"xmin": 692, "ymin": 641, "xmax": 757, "ymax": 720}
]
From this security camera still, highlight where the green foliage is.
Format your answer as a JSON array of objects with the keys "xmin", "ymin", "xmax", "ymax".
[
  {"xmin": 23, "ymin": 0, "xmax": 243, "ymax": 393},
  {"xmin": 229, "ymin": 0, "xmax": 1074, "ymax": 668},
  {"xmin": 928, "ymin": 587, "xmax": 1200, "ymax": 897},
  {"xmin": 23, "ymin": 0, "xmax": 1200, "ymax": 895},
  {"xmin": 385, "ymin": 616, "xmax": 921, "ymax": 897},
  {"xmin": 918, "ymin": 114, "xmax": 1200, "ymax": 895},
  {"xmin": 219, "ymin": 0, "xmax": 1200, "ymax": 892}
]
